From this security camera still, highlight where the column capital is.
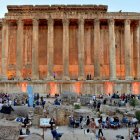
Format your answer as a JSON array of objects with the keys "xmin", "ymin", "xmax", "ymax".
[
  {"xmin": 17, "ymin": 18, "xmax": 23, "ymax": 26},
  {"xmin": 32, "ymin": 18, "xmax": 39, "ymax": 26},
  {"xmin": 108, "ymin": 19, "xmax": 115, "ymax": 25},
  {"xmin": 78, "ymin": 18, "xmax": 84, "ymax": 25},
  {"xmin": 47, "ymin": 18, "xmax": 54, "ymax": 26},
  {"xmin": 2, "ymin": 19, "xmax": 8, "ymax": 26},
  {"xmin": 124, "ymin": 19, "xmax": 131, "ymax": 25},
  {"xmin": 62, "ymin": 18, "xmax": 69, "ymax": 26},
  {"xmin": 94, "ymin": 18, "xmax": 100, "ymax": 25},
  {"xmin": 134, "ymin": 20, "xmax": 140, "ymax": 27}
]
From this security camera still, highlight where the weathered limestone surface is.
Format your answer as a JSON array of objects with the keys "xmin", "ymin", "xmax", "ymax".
[
  {"xmin": 44, "ymin": 104, "xmax": 74, "ymax": 125},
  {"xmin": 0, "ymin": 119, "xmax": 20, "ymax": 140}
]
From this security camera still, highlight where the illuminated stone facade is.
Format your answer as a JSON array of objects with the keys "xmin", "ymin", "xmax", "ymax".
[{"xmin": 0, "ymin": 5, "xmax": 140, "ymax": 94}]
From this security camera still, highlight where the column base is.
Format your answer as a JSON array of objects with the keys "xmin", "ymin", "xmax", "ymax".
[
  {"xmin": 94, "ymin": 77, "xmax": 101, "ymax": 80},
  {"xmin": 0, "ymin": 75, "xmax": 7, "ymax": 81},
  {"xmin": 32, "ymin": 76, "xmax": 39, "ymax": 81},
  {"xmin": 15, "ymin": 76, "xmax": 23, "ymax": 81},
  {"xmin": 46, "ymin": 75, "xmax": 54, "ymax": 81},
  {"xmin": 125, "ymin": 76, "xmax": 133, "ymax": 80},
  {"xmin": 62, "ymin": 76, "xmax": 70, "ymax": 81},
  {"xmin": 78, "ymin": 76, "xmax": 85, "ymax": 81},
  {"xmin": 110, "ymin": 77, "xmax": 117, "ymax": 81}
]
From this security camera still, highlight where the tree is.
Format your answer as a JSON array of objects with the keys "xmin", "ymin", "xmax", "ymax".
[{"xmin": 129, "ymin": 98, "xmax": 139, "ymax": 110}]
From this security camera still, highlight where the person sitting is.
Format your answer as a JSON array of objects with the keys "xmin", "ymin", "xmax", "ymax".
[
  {"xmin": 51, "ymin": 127, "xmax": 63, "ymax": 140},
  {"xmin": 23, "ymin": 116, "xmax": 30, "ymax": 127},
  {"xmin": 54, "ymin": 99, "xmax": 61, "ymax": 106},
  {"xmin": 131, "ymin": 117, "xmax": 138, "ymax": 127},
  {"xmin": 133, "ymin": 126, "xmax": 139, "ymax": 135},
  {"xmin": 69, "ymin": 116, "xmax": 75, "ymax": 128},
  {"xmin": 20, "ymin": 128, "xmax": 24, "ymax": 135}
]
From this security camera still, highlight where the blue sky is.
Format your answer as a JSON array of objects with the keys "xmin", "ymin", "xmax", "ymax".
[{"xmin": 0, "ymin": 0, "xmax": 140, "ymax": 18}]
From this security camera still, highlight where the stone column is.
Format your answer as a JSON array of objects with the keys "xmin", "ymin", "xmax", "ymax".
[
  {"xmin": 62, "ymin": 18, "xmax": 70, "ymax": 80},
  {"xmin": 47, "ymin": 18, "xmax": 54, "ymax": 80},
  {"xmin": 108, "ymin": 19, "xmax": 116, "ymax": 80},
  {"xmin": 135, "ymin": 21, "xmax": 140, "ymax": 79},
  {"xmin": 78, "ymin": 18, "xmax": 85, "ymax": 80},
  {"xmin": 32, "ymin": 18, "xmax": 39, "ymax": 80},
  {"xmin": 94, "ymin": 19, "xmax": 100, "ymax": 80},
  {"xmin": 16, "ymin": 19, "xmax": 23, "ymax": 80},
  {"xmin": 124, "ymin": 19, "xmax": 133, "ymax": 80},
  {"xmin": 1, "ymin": 19, "xmax": 9, "ymax": 80}
]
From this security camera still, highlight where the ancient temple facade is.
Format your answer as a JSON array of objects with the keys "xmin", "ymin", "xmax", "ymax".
[{"xmin": 0, "ymin": 5, "xmax": 140, "ymax": 94}]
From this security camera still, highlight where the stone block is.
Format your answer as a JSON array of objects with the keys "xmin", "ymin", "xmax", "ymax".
[{"xmin": 0, "ymin": 119, "xmax": 20, "ymax": 140}]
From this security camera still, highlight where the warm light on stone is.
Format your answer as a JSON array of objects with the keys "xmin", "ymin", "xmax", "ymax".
[
  {"xmin": 132, "ymin": 82, "xmax": 140, "ymax": 94},
  {"xmin": 104, "ymin": 82, "xmax": 114, "ymax": 94}
]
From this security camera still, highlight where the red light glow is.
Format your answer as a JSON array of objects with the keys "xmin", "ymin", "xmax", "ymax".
[
  {"xmin": 104, "ymin": 82, "xmax": 114, "ymax": 94},
  {"xmin": 75, "ymin": 82, "xmax": 82, "ymax": 94},
  {"xmin": 21, "ymin": 82, "xmax": 27, "ymax": 92},
  {"xmin": 132, "ymin": 82, "xmax": 140, "ymax": 95},
  {"xmin": 50, "ymin": 82, "xmax": 57, "ymax": 96}
]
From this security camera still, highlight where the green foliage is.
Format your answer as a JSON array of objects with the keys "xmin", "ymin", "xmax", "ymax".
[
  {"xmin": 135, "ymin": 111, "xmax": 140, "ymax": 122},
  {"xmin": 74, "ymin": 104, "xmax": 81, "ymax": 109},
  {"xmin": 129, "ymin": 98, "xmax": 139, "ymax": 109}
]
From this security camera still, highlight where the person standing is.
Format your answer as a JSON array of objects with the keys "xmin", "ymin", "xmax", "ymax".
[
  {"xmin": 89, "ymin": 118, "xmax": 96, "ymax": 134},
  {"xmin": 98, "ymin": 120, "xmax": 103, "ymax": 138},
  {"xmin": 49, "ymin": 117, "xmax": 55, "ymax": 130},
  {"xmin": 86, "ymin": 116, "xmax": 90, "ymax": 127}
]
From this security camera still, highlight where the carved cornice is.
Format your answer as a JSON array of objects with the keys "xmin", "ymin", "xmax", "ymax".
[{"xmin": 7, "ymin": 5, "xmax": 108, "ymax": 13}]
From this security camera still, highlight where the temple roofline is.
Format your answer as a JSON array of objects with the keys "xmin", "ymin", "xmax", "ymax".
[{"xmin": 7, "ymin": 5, "xmax": 108, "ymax": 13}]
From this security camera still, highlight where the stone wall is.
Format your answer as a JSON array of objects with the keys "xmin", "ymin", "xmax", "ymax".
[{"xmin": 0, "ymin": 80, "xmax": 136, "ymax": 95}]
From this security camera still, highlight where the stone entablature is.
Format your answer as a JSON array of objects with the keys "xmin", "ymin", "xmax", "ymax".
[
  {"xmin": 2, "ymin": 5, "xmax": 140, "ymax": 20},
  {"xmin": 7, "ymin": 5, "xmax": 108, "ymax": 13}
]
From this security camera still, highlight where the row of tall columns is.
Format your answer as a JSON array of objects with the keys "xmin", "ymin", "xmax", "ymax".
[{"xmin": 1, "ymin": 18, "xmax": 140, "ymax": 80}]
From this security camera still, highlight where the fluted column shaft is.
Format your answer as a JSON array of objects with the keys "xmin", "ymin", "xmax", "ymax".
[
  {"xmin": 124, "ymin": 19, "xmax": 133, "ymax": 80},
  {"xmin": 78, "ymin": 18, "xmax": 85, "ymax": 80},
  {"xmin": 62, "ymin": 18, "xmax": 70, "ymax": 80},
  {"xmin": 108, "ymin": 19, "xmax": 116, "ymax": 80},
  {"xmin": 94, "ymin": 19, "xmax": 100, "ymax": 80},
  {"xmin": 16, "ymin": 19, "xmax": 23, "ymax": 80},
  {"xmin": 135, "ymin": 21, "xmax": 140, "ymax": 79},
  {"xmin": 1, "ymin": 20, "xmax": 9, "ymax": 80},
  {"xmin": 32, "ymin": 19, "xmax": 39, "ymax": 80},
  {"xmin": 47, "ymin": 18, "xmax": 54, "ymax": 80}
]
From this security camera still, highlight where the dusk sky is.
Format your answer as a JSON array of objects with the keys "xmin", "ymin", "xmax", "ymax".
[{"xmin": 0, "ymin": 0, "xmax": 140, "ymax": 18}]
